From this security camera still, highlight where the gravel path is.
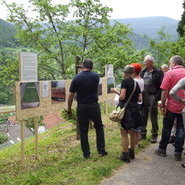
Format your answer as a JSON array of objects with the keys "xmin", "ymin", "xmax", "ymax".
[{"xmin": 100, "ymin": 143, "xmax": 185, "ymax": 185}]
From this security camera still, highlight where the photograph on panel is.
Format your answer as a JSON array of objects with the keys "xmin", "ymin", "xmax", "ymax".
[
  {"xmin": 107, "ymin": 77, "xmax": 115, "ymax": 93},
  {"xmin": 20, "ymin": 82, "xmax": 40, "ymax": 109},
  {"xmin": 51, "ymin": 80, "xmax": 66, "ymax": 103}
]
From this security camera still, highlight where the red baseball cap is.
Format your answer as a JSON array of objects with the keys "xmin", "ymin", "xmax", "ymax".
[{"xmin": 130, "ymin": 63, "xmax": 142, "ymax": 73}]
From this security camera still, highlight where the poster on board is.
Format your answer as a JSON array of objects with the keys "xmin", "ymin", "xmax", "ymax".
[
  {"xmin": 20, "ymin": 52, "xmax": 37, "ymax": 82},
  {"xmin": 51, "ymin": 81, "xmax": 66, "ymax": 103},
  {"xmin": 107, "ymin": 77, "xmax": 115, "ymax": 93},
  {"xmin": 20, "ymin": 82, "xmax": 40, "ymax": 109}
]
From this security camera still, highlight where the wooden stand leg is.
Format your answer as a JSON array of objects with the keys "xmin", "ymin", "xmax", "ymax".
[
  {"xmin": 20, "ymin": 120, "xmax": 25, "ymax": 165},
  {"xmin": 34, "ymin": 117, "xmax": 39, "ymax": 160}
]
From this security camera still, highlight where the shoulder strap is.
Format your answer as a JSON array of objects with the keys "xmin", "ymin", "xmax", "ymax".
[{"xmin": 124, "ymin": 80, "xmax": 136, "ymax": 108}]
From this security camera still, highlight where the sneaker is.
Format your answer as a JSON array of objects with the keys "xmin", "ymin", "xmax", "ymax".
[
  {"xmin": 151, "ymin": 136, "xmax": 157, "ymax": 143},
  {"xmin": 181, "ymin": 163, "xmax": 185, "ymax": 168},
  {"xmin": 155, "ymin": 148, "xmax": 166, "ymax": 157},
  {"xmin": 99, "ymin": 151, "xmax": 108, "ymax": 157},
  {"xmin": 174, "ymin": 153, "xmax": 181, "ymax": 161}
]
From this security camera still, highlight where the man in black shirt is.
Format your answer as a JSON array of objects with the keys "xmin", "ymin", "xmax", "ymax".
[{"xmin": 68, "ymin": 59, "xmax": 107, "ymax": 159}]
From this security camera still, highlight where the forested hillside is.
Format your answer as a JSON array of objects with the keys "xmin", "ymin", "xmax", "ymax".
[
  {"xmin": 0, "ymin": 16, "xmax": 178, "ymax": 49},
  {"xmin": 0, "ymin": 19, "xmax": 17, "ymax": 48}
]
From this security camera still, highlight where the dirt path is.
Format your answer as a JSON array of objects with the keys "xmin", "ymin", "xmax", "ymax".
[{"xmin": 100, "ymin": 143, "xmax": 185, "ymax": 185}]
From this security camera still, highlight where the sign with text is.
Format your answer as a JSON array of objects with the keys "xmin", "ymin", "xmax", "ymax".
[{"xmin": 20, "ymin": 52, "xmax": 37, "ymax": 82}]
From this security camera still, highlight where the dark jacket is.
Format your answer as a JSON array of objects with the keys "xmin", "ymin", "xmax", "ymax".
[{"xmin": 140, "ymin": 67, "xmax": 164, "ymax": 101}]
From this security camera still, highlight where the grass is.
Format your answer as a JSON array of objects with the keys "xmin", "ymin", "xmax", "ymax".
[{"xmin": 0, "ymin": 108, "xmax": 162, "ymax": 185}]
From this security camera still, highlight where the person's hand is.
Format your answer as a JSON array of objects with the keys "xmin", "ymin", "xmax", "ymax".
[
  {"xmin": 64, "ymin": 108, "xmax": 72, "ymax": 117},
  {"xmin": 159, "ymin": 104, "xmax": 166, "ymax": 116},
  {"xmin": 111, "ymin": 88, "xmax": 118, "ymax": 94}
]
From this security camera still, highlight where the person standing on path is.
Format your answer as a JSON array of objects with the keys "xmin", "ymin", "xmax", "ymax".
[
  {"xmin": 111, "ymin": 65, "xmax": 142, "ymax": 162},
  {"xmin": 156, "ymin": 55, "xmax": 185, "ymax": 161},
  {"xmin": 169, "ymin": 76, "xmax": 185, "ymax": 167},
  {"xmin": 130, "ymin": 63, "xmax": 144, "ymax": 148},
  {"xmin": 67, "ymin": 59, "xmax": 107, "ymax": 159},
  {"xmin": 140, "ymin": 55, "xmax": 164, "ymax": 143}
]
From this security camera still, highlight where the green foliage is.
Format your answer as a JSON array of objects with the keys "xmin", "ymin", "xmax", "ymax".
[
  {"xmin": 0, "ymin": 19, "xmax": 17, "ymax": 48},
  {"xmin": 0, "ymin": 133, "xmax": 8, "ymax": 144},
  {"xmin": 23, "ymin": 116, "xmax": 44, "ymax": 131},
  {"xmin": 61, "ymin": 108, "xmax": 77, "ymax": 125},
  {"xmin": 148, "ymin": 29, "xmax": 175, "ymax": 67},
  {"xmin": 177, "ymin": 1, "xmax": 185, "ymax": 37},
  {"xmin": 0, "ymin": 113, "xmax": 158, "ymax": 185}
]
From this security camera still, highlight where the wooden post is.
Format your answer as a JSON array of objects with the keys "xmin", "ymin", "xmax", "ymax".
[
  {"xmin": 34, "ymin": 117, "xmax": 39, "ymax": 160},
  {"xmin": 20, "ymin": 120, "xmax": 25, "ymax": 165}
]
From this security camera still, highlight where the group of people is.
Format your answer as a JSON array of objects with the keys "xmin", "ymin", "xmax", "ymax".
[{"xmin": 67, "ymin": 55, "xmax": 185, "ymax": 168}]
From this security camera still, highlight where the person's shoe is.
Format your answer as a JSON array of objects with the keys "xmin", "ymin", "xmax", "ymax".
[
  {"xmin": 84, "ymin": 155, "xmax": 90, "ymax": 159},
  {"xmin": 118, "ymin": 152, "xmax": 131, "ymax": 163},
  {"xmin": 174, "ymin": 153, "xmax": 181, "ymax": 161},
  {"xmin": 181, "ymin": 163, "xmax": 185, "ymax": 168},
  {"xmin": 151, "ymin": 136, "xmax": 157, "ymax": 143},
  {"xmin": 169, "ymin": 136, "xmax": 175, "ymax": 144},
  {"xmin": 155, "ymin": 148, "xmax": 166, "ymax": 157},
  {"xmin": 99, "ymin": 151, "xmax": 108, "ymax": 157},
  {"xmin": 128, "ymin": 148, "xmax": 135, "ymax": 159}
]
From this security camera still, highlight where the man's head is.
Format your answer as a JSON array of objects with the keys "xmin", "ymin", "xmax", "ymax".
[
  {"xmin": 143, "ymin": 55, "xmax": 154, "ymax": 69},
  {"xmin": 82, "ymin": 59, "xmax": 93, "ymax": 70},
  {"xmin": 161, "ymin": 64, "xmax": 169, "ymax": 73},
  {"xmin": 169, "ymin": 55, "xmax": 184, "ymax": 68}
]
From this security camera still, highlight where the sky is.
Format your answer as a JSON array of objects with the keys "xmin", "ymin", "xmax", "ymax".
[{"xmin": 0, "ymin": 0, "xmax": 184, "ymax": 20}]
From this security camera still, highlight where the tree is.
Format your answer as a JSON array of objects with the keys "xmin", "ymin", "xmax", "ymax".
[
  {"xmin": 3, "ymin": 0, "xmax": 71, "ymax": 79},
  {"xmin": 177, "ymin": 1, "xmax": 185, "ymax": 37}
]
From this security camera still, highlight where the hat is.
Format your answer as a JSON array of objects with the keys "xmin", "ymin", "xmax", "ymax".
[
  {"xmin": 123, "ymin": 65, "xmax": 134, "ymax": 74},
  {"xmin": 130, "ymin": 63, "xmax": 142, "ymax": 73}
]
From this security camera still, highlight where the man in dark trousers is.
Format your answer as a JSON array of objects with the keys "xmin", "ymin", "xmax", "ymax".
[
  {"xmin": 140, "ymin": 55, "xmax": 164, "ymax": 143},
  {"xmin": 67, "ymin": 59, "xmax": 107, "ymax": 159}
]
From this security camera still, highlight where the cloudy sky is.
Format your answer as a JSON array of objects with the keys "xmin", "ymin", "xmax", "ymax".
[{"xmin": 0, "ymin": 0, "xmax": 184, "ymax": 20}]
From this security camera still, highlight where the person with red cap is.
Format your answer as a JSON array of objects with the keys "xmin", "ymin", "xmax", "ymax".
[{"xmin": 130, "ymin": 63, "xmax": 144, "ymax": 148}]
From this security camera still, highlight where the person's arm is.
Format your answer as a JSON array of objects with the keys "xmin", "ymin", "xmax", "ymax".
[
  {"xmin": 68, "ymin": 92, "xmax": 75, "ymax": 113},
  {"xmin": 169, "ymin": 79, "xmax": 185, "ymax": 103},
  {"xmin": 138, "ymin": 93, "xmax": 142, "ymax": 103},
  {"xmin": 110, "ymin": 88, "xmax": 120, "ymax": 95},
  {"xmin": 119, "ymin": 88, "xmax": 126, "ymax": 101},
  {"xmin": 159, "ymin": 90, "xmax": 168, "ymax": 116}
]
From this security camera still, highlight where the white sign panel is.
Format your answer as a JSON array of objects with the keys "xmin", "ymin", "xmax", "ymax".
[
  {"xmin": 41, "ymin": 81, "xmax": 49, "ymax": 98},
  {"xmin": 105, "ymin": 64, "xmax": 114, "ymax": 77},
  {"xmin": 20, "ymin": 52, "xmax": 37, "ymax": 82}
]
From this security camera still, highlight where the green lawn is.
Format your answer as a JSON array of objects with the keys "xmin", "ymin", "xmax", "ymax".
[{"xmin": 0, "ymin": 111, "xmax": 162, "ymax": 185}]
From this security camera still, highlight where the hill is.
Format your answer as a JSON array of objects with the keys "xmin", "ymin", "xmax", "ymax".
[
  {"xmin": 0, "ymin": 19, "xmax": 17, "ymax": 48},
  {"xmin": 0, "ymin": 16, "xmax": 179, "ymax": 49},
  {"xmin": 114, "ymin": 16, "xmax": 179, "ymax": 49}
]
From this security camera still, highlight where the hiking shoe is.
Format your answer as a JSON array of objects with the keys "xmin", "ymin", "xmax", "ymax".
[
  {"xmin": 99, "ymin": 151, "xmax": 108, "ymax": 157},
  {"xmin": 128, "ymin": 148, "xmax": 135, "ymax": 159},
  {"xmin": 118, "ymin": 152, "xmax": 130, "ymax": 163},
  {"xmin": 155, "ymin": 148, "xmax": 166, "ymax": 157},
  {"xmin": 151, "ymin": 136, "xmax": 157, "ymax": 143},
  {"xmin": 174, "ymin": 153, "xmax": 181, "ymax": 161}
]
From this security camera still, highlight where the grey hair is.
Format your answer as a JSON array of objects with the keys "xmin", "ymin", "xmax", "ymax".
[
  {"xmin": 144, "ymin": 55, "xmax": 154, "ymax": 63},
  {"xmin": 169, "ymin": 55, "xmax": 184, "ymax": 65},
  {"xmin": 161, "ymin": 64, "xmax": 168, "ymax": 69}
]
